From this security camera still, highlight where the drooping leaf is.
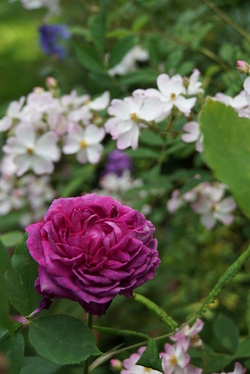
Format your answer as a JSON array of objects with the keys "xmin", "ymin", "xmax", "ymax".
[
  {"xmin": 0, "ymin": 331, "xmax": 24, "ymax": 374},
  {"xmin": 5, "ymin": 234, "xmax": 42, "ymax": 317},
  {"xmin": 213, "ymin": 313, "xmax": 238, "ymax": 354},
  {"xmin": 136, "ymin": 338, "xmax": 163, "ymax": 373},
  {"xmin": 200, "ymin": 99, "xmax": 250, "ymax": 217},
  {"xmin": 29, "ymin": 315, "xmax": 101, "ymax": 365}
]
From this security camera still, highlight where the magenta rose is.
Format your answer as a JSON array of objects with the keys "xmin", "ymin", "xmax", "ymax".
[{"xmin": 26, "ymin": 193, "xmax": 160, "ymax": 315}]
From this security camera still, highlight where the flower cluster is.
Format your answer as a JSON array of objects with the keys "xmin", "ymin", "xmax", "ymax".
[
  {"xmin": 26, "ymin": 193, "xmax": 160, "ymax": 316},
  {"xmin": 105, "ymin": 69, "xmax": 203, "ymax": 150},
  {"xmin": 113, "ymin": 319, "xmax": 246, "ymax": 374},
  {"xmin": 167, "ymin": 181, "xmax": 236, "ymax": 230}
]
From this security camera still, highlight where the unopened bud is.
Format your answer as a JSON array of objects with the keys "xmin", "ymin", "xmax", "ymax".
[
  {"xmin": 236, "ymin": 60, "xmax": 250, "ymax": 75},
  {"xmin": 46, "ymin": 77, "xmax": 58, "ymax": 89},
  {"xmin": 110, "ymin": 359, "xmax": 122, "ymax": 371},
  {"xmin": 183, "ymin": 76, "xmax": 189, "ymax": 89}
]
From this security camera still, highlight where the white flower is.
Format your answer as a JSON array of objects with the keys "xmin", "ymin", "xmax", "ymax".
[
  {"xmin": 160, "ymin": 341, "xmax": 190, "ymax": 374},
  {"xmin": 121, "ymin": 347, "xmax": 162, "ymax": 374},
  {"xmin": 3, "ymin": 124, "xmax": 60, "ymax": 176},
  {"xmin": 108, "ymin": 45, "xmax": 149, "ymax": 76},
  {"xmin": 105, "ymin": 91, "xmax": 163, "ymax": 150},
  {"xmin": 182, "ymin": 121, "xmax": 203, "ymax": 152},
  {"xmin": 187, "ymin": 69, "xmax": 203, "ymax": 95},
  {"xmin": 147, "ymin": 74, "xmax": 196, "ymax": 117},
  {"xmin": 63, "ymin": 123, "xmax": 105, "ymax": 164},
  {"xmin": 215, "ymin": 91, "xmax": 248, "ymax": 112},
  {"xmin": 0, "ymin": 96, "xmax": 25, "ymax": 132}
]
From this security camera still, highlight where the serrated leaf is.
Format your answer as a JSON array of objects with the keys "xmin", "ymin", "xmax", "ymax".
[
  {"xmin": 5, "ymin": 234, "xmax": 42, "ymax": 317},
  {"xmin": 213, "ymin": 313, "xmax": 238, "ymax": 354},
  {"xmin": 20, "ymin": 356, "xmax": 61, "ymax": 374},
  {"xmin": 136, "ymin": 338, "xmax": 163, "ymax": 373},
  {"xmin": 109, "ymin": 36, "xmax": 135, "ymax": 69},
  {"xmin": 89, "ymin": 11, "xmax": 106, "ymax": 54},
  {"xmin": 0, "ymin": 331, "xmax": 24, "ymax": 374},
  {"xmin": 200, "ymin": 99, "xmax": 250, "ymax": 216},
  {"xmin": 29, "ymin": 315, "xmax": 101, "ymax": 365},
  {"xmin": 75, "ymin": 44, "xmax": 106, "ymax": 74}
]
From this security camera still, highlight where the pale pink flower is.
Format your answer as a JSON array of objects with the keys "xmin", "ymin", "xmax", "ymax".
[
  {"xmin": 0, "ymin": 96, "xmax": 25, "ymax": 132},
  {"xmin": 215, "ymin": 91, "xmax": 248, "ymax": 112},
  {"xmin": 182, "ymin": 121, "xmax": 203, "ymax": 152},
  {"xmin": 105, "ymin": 91, "xmax": 163, "ymax": 150},
  {"xmin": 212, "ymin": 362, "xmax": 246, "ymax": 374},
  {"xmin": 187, "ymin": 69, "xmax": 203, "ymax": 95},
  {"xmin": 243, "ymin": 76, "xmax": 250, "ymax": 105},
  {"xmin": 108, "ymin": 45, "xmax": 149, "ymax": 76},
  {"xmin": 121, "ymin": 347, "xmax": 162, "ymax": 374},
  {"xmin": 0, "ymin": 178, "xmax": 26, "ymax": 215},
  {"xmin": 170, "ymin": 319, "xmax": 204, "ymax": 348},
  {"xmin": 160, "ymin": 341, "xmax": 190, "ymax": 374},
  {"xmin": 167, "ymin": 190, "xmax": 184, "ymax": 213},
  {"xmin": 3, "ymin": 124, "xmax": 60, "ymax": 176},
  {"xmin": 99, "ymin": 170, "xmax": 143, "ymax": 198},
  {"xmin": 63, "ymin": 123, "xmax": 105, "ymax": 164}
]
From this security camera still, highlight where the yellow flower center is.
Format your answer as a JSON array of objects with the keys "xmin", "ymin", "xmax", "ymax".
[
  {"xmin": 144, "ymin": 368, "xmax": 152, "ymax": 372},
  {"xmin": 170, "ymin": 93, "xmax": 176, "ymax": 100},
  {"xmin": 80, "ymin": 140, "xmax": 87, "ymax": 148},
  {"xmin": 169, "ymin": 355, "xmax": 177, "ymax": 366},
  {"xmin": 130, "ymin": 112, "xmax": 138, "ymax": 121},
  {"xmin": 27, "ymin": 147, "xmax": 34, "ymax": 155}
]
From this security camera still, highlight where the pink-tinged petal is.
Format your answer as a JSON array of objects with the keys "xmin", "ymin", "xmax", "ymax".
[
  {"xmin": 232, "ymin": 362, "xmax": 247, "ymax": 374},
  {"xmin": 192, "ymin": 196, "xmax": 211, "ymax": 214},
  {"xmin": 31, "ymin": 154, "xmax": 54, "ymax": 175},
  {"xmin": 36, "ymin": 132, "xmax": 60, "ymax": 161},
  {"xmin": 167, "ymin": 197, "xmax": 183, "ymax": 213},
  {"xmin": 182, "ymin": 121, "xmax": 200, "ymax": 142},
  {"xmin": 138, "ymin": 97, "xmax": 163, "ymax": 121},
  {"xmin": 108, "ymin": 99, "xmax": 131, "ymax": 120},
  {"xmin": 186, "ymin": 366, "xmax": 203, "ymax": 374},
  {"xmin": 188, "ymin": 318, "xmax": 204, "ymax": 335},
  {"xmin": 3, "ymin": 137, "xmax": 26, "ymax": 155},
  {"xmin": 15, "ymin": 124, "xmax": 36, "ymax": 147},
  {"xmin": 214, "ymin": 212, "xmax": 234, "ymax": 225},
  {"xmin": 195, "ymin": 136, "xmax": 204, "ymax": 152},
  {"xmin": 104, "ymin": 117, "xmax": 120, "ymax": 134},
  {"xmin": 86, "ymin": 144, "xmax": 103, "ymax": 164},
  {"xmin": 175, "ymin": 96, "xmax": 196, "ymax": 115},
  {"xmin": 216, "ymin": 197, "xmax": 236, "ymax": 213},
  {"xmin": 243, "ymin": 76, "xmax": 250, "ymax": 95},
  {"xmin": 63, "ymin": 138, "xmax": 81, "ymax": 154},
  {"xmin": 89, "ymin": 91, "xmax": 110, "ymax": 111},
  {"xmin": 76, "ymin": 148, "xmax": 88, "ymax": 164},
  {"xmin": 84, "ymin": 125, "xmax": 105, "ymax": 144},
  {"xmin": 200, "ymin": 213, "xmax": 215, "ymax": 230},
  {"xmin": 15, "ymin": 154, "xmax": 33, "ymax": 176},
  {"xmin": 117, "ymin": 124, "xmax": 139, "ymax": 150},
  {"xmin": 157, "ymin": 74, "xmax": 171, "ymax": 96},
  {"xmin": 0, "ymin": 117, "xmax": 12, "ymax": 132}
]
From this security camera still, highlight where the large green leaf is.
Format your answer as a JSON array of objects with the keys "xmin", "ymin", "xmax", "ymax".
[
  {"xmin": 0, "ymin": 331, "xmax": 24, "ymax": 374},
  {"xmin": 213, "ymin": 313, "xmax": 238, "ymax": 354},
  {"xmin": 20, "ymin": 356, "xmax": 61, "ymax": 374},
  {"xmin": 200, "ymin": 99, "xmax": 250, "ymax": 216},
  {"xmin": 5, "ymin": 234, "xmax": 42, "ymax": 317},
  {"xmin": 29, "ymin": 315, "xmax": 101, "ymax": 365}
]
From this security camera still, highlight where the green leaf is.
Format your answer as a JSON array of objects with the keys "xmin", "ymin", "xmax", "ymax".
[
  {"xmin": 89, "ymin": 11, "xmax": 106, "ymax": 54},
  {"xmin": 106, "ymin": 28, "xmax": 132, "ymax": 38},
  {"xmin": 5, "ymin": 234, "xmax": 42, "ymax": 316},
  {"xmin": 20, "ymin": 356, "xmax": 61, "ymax": 374},
  {"xmin": 131, "ymin": 14, "xmax": 150, "ymax": 32},
  {"xmin": 29, "ymin": 315, "xmax": 101, "ymax": 365},
  {"xmin": 118, "ymin": 68, "xmax": 158, "ymax": 85},
  {"xmin": 213, "ymin": 313, "xmax": 238, "ymax": 354},
  {"xmin": 109, "ymin": 36, "xmax": 135, "ymax": 69},
  {"xmin": 0, "ymin": 331, "xmax": 24, "ymax": 374},
  {"xmin": 140, "ymin": 130, "xmax": 164, "ymax": 146},
  {"xmin": 0, "ymin": 231, "xmax": 23, "ymax": 247},
  {"xmin": 200, "ymin": 99, "xmax": 250, "ymax": 216},
  {"xmin": 0, "ymin": 240, "xmax": 13, "ymax": 331},
  {"xmin": 75, "ymin": 43, "xmax": 106, "ymax": 74},
  {"xmin": 136, "ymin": 338, "xmax": 163, "ymax": 373}
]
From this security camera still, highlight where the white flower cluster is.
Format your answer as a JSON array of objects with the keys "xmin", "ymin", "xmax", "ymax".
[
  {"xmin": 105, "ymin": 69, "xmax": 203, "ymax": 150},
  {"xmin": 167, "ymin": 181, "xmax": 236, "ymax": 230}
]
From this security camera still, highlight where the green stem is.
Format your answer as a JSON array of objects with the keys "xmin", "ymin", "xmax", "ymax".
[
  {"xmin": 92, "ymin": 325, "xmax": 149, "ymax": 339},
  {"xmin": 83, "ymin": 314, "xmax": 94, "ymax": 374},
  {"xmin": 202, "ymin": 0, "xmax": 250, "ymax": 42}
]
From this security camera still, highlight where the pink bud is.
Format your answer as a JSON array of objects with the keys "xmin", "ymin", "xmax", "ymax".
[
  {"xmin": 236, "ymin": 60, "xmax": 250, "ymax": 74},
  {"xmin": 110, "ymin": 359, "xmax": 122, "ymax": 371},
  {"xmin": 46, "ymin": 76, "xmax": 58, "ymax": 88}
]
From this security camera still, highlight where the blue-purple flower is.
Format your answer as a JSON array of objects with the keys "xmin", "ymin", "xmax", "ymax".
[
  {"xmin": 39, "ymin": 24, "xmax": 71, "ymax": 59},
  {"xmin": 102, "ymin": 150, "xmax": 133, "ymax": 177}
]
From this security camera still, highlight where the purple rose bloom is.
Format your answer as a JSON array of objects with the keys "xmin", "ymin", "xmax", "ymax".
[
  {"xmin": 102, "ymin": 150, "xmax": 133, "ymax": 177},
  {"xmin": 39, "ymin": 24, "xmax": 71, "ymax": 59},
  {"xmin": 26, "ymin": 194, "xmax": 160, "ymax": 316}
]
